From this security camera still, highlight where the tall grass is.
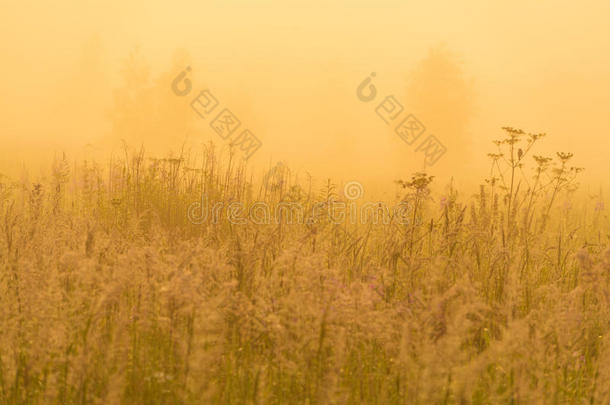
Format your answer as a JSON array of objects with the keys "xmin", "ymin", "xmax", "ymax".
[{"xmin": 0, "ymin": 131, "xmax": 608, "ymax": 404}]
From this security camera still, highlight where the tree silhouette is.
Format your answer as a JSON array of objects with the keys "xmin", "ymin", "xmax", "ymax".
[
  {"xmin": 405, "ymin": 45, "xmax": 475, "ymax": 175},
  {"xmin": 109, "ymin": 48, "xmax": 195, "ymax": 156}
]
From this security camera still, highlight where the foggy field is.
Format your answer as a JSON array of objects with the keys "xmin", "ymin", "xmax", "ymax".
[
  {"xmin": 2, "ymin": 1, "xmax": 610, "ymax": 404},
  {"xmin": 0, "ymin": 128, "xmax": 608, "ymax": 404}
]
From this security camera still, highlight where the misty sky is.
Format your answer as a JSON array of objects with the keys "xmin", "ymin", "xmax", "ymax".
[{"xmin": 1, "ymin": 0, "xmax": 609, "ymax": 187}]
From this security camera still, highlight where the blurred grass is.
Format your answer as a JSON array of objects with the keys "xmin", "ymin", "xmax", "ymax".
[{"xmin": 0, "ymin": 131, "xmax": 608, "ymax": 404}]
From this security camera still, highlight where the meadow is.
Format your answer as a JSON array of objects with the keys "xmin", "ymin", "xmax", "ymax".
[{"xmin": 0, "ymin": 128, "xmax": 608, "ymax": 404}]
